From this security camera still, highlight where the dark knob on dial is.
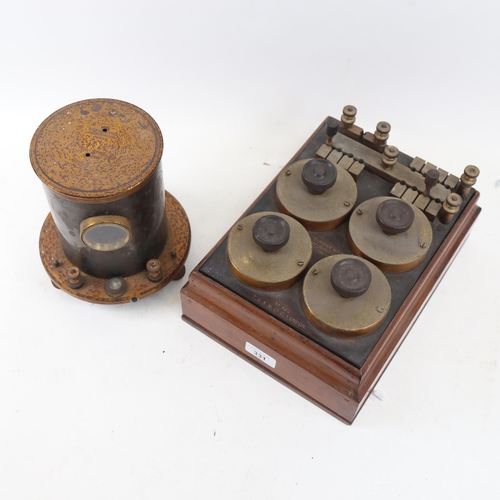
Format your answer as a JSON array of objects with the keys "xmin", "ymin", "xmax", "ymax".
[
  {"xmin": 331, "ymin": 258, "xmax": 372, "ymax": 298},
  {"xmin": 376, "ymin": 199, "xmax": 415, "ymax": 235},
  {"xmin": 252, "ymin": 215, "xmax": 291, "ymax": 252},
  {"xmin": 301, "ymin": 158, "xmax": 337, "ymax": 195}
]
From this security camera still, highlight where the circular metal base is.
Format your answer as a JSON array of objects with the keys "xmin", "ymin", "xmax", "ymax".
[
  {"xmin": 302, "ymin": 255, "xmax": 391, "ymax": 338},
  {"xmin": 39, "ymin": 191, "xmax": 191, "ymax": 304},
  {"xmin": 348, "ymin": 196, "xmax": 432, "ymax": 273},
  {"xmin": 276, "ymin": 159, "xmax": 357, "ymax": 231},
  {"xmin": 227, "ymin": 212, "xmax": 312, "ymax": 291}
]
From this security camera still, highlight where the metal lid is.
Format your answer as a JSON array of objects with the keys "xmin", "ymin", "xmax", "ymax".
[
  {"xmin": 30, "ymin": 98, "xmax": 163, "ymax": 202},
  {"xmin": 276, "ymin": 158, "xmax": 357, "ymax": 231},
  {"xmin": 227, "ymin": 211, "xmax": 312, "ymax": 291},
  {"xmin": 302, "ymin": 255, "xmax": 391, "ymax": 338},
  {"xmin": 348, "ymin": 196, "xmax": 432, "ymax": 273}
]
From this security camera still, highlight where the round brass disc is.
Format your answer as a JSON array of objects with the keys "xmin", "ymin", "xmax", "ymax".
[
  {"xmin": 348, "ymin": 196, "xmax": 433, "ymax": 273},
  {"xmin": 227, "ymin": 212, "xmax": 312, "ymax": 290},
  {"xmin": 30, "ymin": 99, "xmax": 163, "ymax": 202},
  {"xmin": 276, "ymin": 159, "xmax": 358, "ymax": 231},
  {"xmin": 302, "ymin": 255, "xmax": 391, "ymax": 338},
  {"xmin": 39, "ymin": 191, "xmax": 190, "ymax": 304}
]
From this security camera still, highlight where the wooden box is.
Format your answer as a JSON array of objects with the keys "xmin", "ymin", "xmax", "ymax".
[{"xmin": 180, "ymin": 117, "xmax": 481, "ymax": 424}]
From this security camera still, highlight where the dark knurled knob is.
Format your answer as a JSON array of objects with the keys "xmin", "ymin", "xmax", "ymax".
[
  {"xmin": 376, "ymin": 199, "xmax": 415, "ymax": 235},
  {"xmin": 326, "ymin": 118, "xmax": 340, "ymax": 139},
  {"xmin": 301, "ymin": 158, "xmax": 337, "ymax": 195},
  {"xmin": 425, "ymin": 169, "xmax": 440, "ymax": 190},
  {"xmin": 331, "ymin": 258, "xmax": 372, "ymax": 298},
  {"xmin": 252, "ymin": 215, "xmax": 291, "ymax": 252}
]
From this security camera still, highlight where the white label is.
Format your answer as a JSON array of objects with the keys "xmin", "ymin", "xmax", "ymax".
[{"xmin": 245, "ymin": 342, "xmax": 276, "ymax": 369}]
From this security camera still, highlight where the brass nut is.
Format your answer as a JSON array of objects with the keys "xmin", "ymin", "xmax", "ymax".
[
  {"xmin": 374, "ymin": 121, "xmax": 391, "ymax": 145},
  {"xmin": 458, "ymin": 165, "xmax": 480, "ymax": 197},
  {"xmin": 67, "ymin": 266, "xmax": 84, "ymax": 289},
  {"xmin": 146, "ymin": 259, "xmax": 163, "ymax": 283},
  {"xmin": 382, "ymin": 145, "xmax": 399, "ymax": 170},
  {"xmin": 461, "ymin": 165, "xmax": 480, "ymax": 187},
  {"xmin": 440, "ymin": 193, "xmax": 463, "ymax": 224},
  {"xmin": 341, "ymin": 105, "xmax": 357, "ymax": 127}
]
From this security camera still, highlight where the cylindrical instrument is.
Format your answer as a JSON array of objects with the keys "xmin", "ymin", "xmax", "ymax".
[{"xmin": 31, "ymin": 98, "xmax": 190, "ymax": 303}]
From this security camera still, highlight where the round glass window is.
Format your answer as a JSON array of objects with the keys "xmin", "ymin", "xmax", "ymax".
[{"xmin": 80, "ymin": 216, "xmax": 132, "ymax": 251}]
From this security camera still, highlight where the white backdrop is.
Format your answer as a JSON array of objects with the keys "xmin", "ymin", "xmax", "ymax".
[{"xmin": 1, "ymin": 1, "xmax": 499, "ymax": 498}]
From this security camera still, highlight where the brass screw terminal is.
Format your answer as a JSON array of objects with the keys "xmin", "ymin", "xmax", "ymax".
[
  {"xmin": 67, "ymin": 266, "xmax": 84, "ymax": 289},
  {"xmin": 146, "ymin": 259, "xmax": 163, "ymax": 283},
  {"xmin": 374, "ymin": 121, "xmax": 391, "ymax": 145},
  {"xmin": 457, "ymin": 165, "xmax": 480, "ymax": 197},
  {"xmin": 341, "ymin": 105, "xmax": 357, "ymax": 128},
  {"xmin": 382, "ymin": 145, "xmax": 399, "ymax": 170},
  {"xmin": 439, "ymin": 193, "xmax": 462, "ymax": 224}
]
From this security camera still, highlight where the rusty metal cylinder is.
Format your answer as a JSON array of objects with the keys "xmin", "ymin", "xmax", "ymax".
[{"xmin": 30, "ymin": 98, "xmax": 168, "ymax": 279}]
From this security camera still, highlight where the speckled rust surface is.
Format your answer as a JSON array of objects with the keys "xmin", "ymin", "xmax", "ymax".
[
  {"xmin": 30, "ymin": 98, "xmax": 163, "ymax": 202},
  {"xmin": 39, "ymin": 192, "xmax": 191, "ymax": 304}
]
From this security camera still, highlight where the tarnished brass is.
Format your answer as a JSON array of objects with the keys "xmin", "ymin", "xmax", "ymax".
[
  {"xmin": 409, "ymin": 157, "xmax": 426, "ymax": 172},
  {"xmin": 227, "ymin": 212, "xmax": 312, "ymax": 290},
  {"xmin": 316, "ymin": 143, "xmax": 332, "ymax": 159},
  {"xmin": 444, "ymin": 173, "xmax": 460, "ymax": 190},
  {"xmin": 331, "ymin": 132, "xmax": 452, "ymax": 204},
  {"xmin": 337, "ymin": 155, "xmax": 355, "ymax": 171},
  {"xmin": 341, "ymin": 105, "xmax": 357, "ymax": 127},
  {"xmin": 348, "ymin": 196, "xmax": 432, "ymax": 273},
  {"xmin": 32, "ymin": 98, "xmax": 191, "ymax": 303},
  {"xmin": 327, "ymin": 149, "xmax": 343, "ymax": 164},
  {"xmin": 382, "ymin": 145, "xmax": 399, "ymax": 170},
  {"xmin": 276, "ymin": 159, "xmax": 357, "ymax": 231},
  {"xmin": 67, "ymin": 267, "xmax": 83, "ymax": 289},
  {"xmin": 425, "ymin": 200, "xmax": 442, "ymax": 221},
  {"xmin": 458, "ymin": 165, "xmax": 480, "ymax": 197},
  {"xmin": 146, "ymin": 259, "xmax": 163, "ymax": 282},
  {"xmin": 413, "ymin": 194, "xmax": 431, "ymax": 211},
  {"xmin": 390, "ymin": 181, "xmax": 407, "ymax": 198},
  {"xmin": 31, "ymin": 99, "xmax": 163, "ymax": 203},
  {"xmin": 80, "ymin": 215, "xmax": 132, "ymax": 251},
  {"xmin": 440, "ymin": 193, "xmax": 462, "ymax": 224},
  {"xmin": 374, "ymin": 121, "xmax": 391, "ymax": 146},
  {"xmin": 348, "ymin": 160, "xmax": 365, "ymax": 180},
  {"xmin": 401, "ymin": 187, "xmax": 419, "ymax": 204},
  {"xmin": 302, "ymin": 255, "xmax": 391, "ymax": 338}
]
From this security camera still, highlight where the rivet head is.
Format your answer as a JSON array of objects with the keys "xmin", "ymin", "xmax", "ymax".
[
  {"xmin": 237, "ymin": 224, "xmax": 243, "ymax": 230},
  {"xmin": 344, "ymin": 201, "xmax": 351, "ymax": 207},
  {"xmin": 377, "ymin": 306, "xmax": 384, "ymax": 313},
  {"xmin": 312, "ymin": 269, "xmax": 318, "ymax": 275},
  {"xmin": 420, "ymin": 242, "xmax": 427, "ymax": 248},
  {"xmin": 285, "ymin": 170, "xmax": 291, "ymax": 176},
  {"xmin": 297, "ymin": 261, "xmax": 304, "ymax": 267},
  {"xmin": 357, "ymin": 209, "xmax": 363, "ymax": 215}
]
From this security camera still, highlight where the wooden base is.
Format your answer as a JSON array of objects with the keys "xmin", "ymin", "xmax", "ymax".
[{"xmin": 181, "ymin": 117, "xmax": 481, "ymax": 424}]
